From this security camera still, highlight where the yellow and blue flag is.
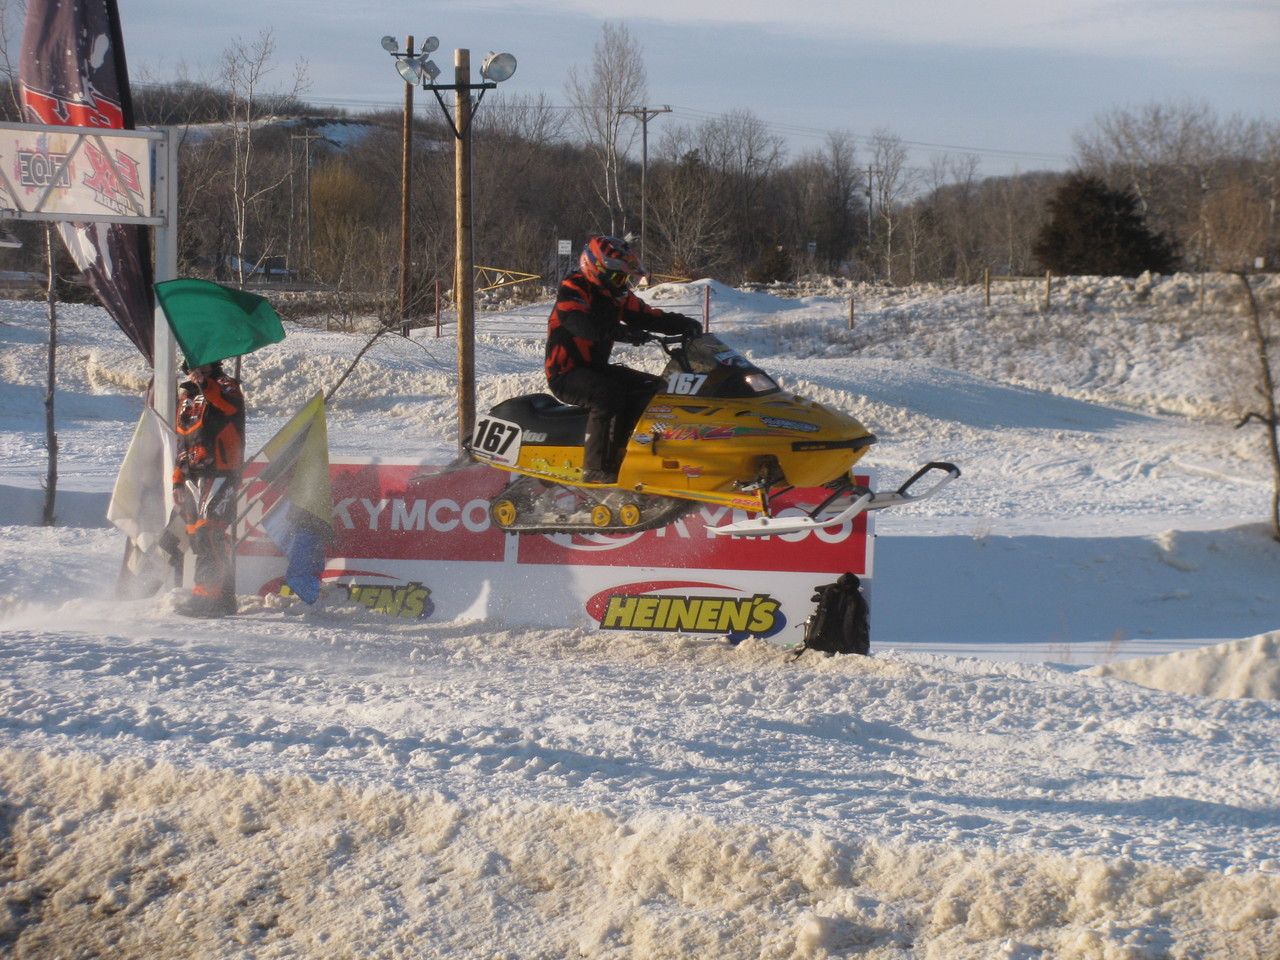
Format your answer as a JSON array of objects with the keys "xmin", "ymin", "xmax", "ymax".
[{"xmin": 250, "ymin": 393, "xmax": 333, "ymax": 604}]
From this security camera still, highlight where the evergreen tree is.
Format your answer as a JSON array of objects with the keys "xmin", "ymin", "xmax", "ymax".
[
  {"xmin": 1033, "ymin": 173, "xmax": 1179, "ymax": 276},
  {"xmin": 745, "ymin": 243, "xmax": 794, "ymax": 284}
]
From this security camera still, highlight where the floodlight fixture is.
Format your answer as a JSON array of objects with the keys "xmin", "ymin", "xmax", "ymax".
[
  {"xmin": 385, "ymin": 37, "xmax": 514, "ymax": 90},
  {"xmin": 480, "ymin": 52, "xmax": 516, "ymax": 83},
  {"xmin": 395, "ymin": 57, "xmax": 422, "ymax": 84},
  {"xmin": 392, "ymin": 53, "xmax": 441, "ymax": 86}
]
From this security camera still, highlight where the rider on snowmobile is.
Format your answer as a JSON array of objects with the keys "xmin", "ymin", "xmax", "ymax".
[{"xmin": 545, "ymin": 235, "xmax": 702, "ymax": 484}]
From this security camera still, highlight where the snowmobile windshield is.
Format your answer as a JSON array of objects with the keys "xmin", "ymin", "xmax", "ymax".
[{"xmin": 667, "ymin": 334, "xmax": 781, "ymax": 399}]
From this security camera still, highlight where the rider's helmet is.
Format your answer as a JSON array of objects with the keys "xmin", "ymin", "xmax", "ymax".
[{"xmin": 579, "ymin": 235, "xmax": 648, "ymax": 299}]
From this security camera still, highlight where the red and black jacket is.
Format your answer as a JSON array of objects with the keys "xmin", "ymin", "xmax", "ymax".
[{"xmin": 545, "ymin": 272, "xmax": 695, "ymax": 382}]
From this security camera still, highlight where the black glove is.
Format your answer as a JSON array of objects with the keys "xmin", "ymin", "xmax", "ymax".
[
  {"xmin": 676, "ymin": 316, "xmax": 703, "ymax": 338},
  {"xmin": 614, "ymin": 325, "xmax": 651, "ymax": 345}
]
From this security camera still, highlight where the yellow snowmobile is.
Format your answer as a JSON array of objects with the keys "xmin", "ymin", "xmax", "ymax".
[{"xmin": 468, "ymin": 332, "xmax": 958, "ymax": 536}]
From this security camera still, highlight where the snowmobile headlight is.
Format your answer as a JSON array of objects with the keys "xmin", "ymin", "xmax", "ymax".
[{"xmin": 742, "ymin": 373, "xmax": 777, "ymax": 393}]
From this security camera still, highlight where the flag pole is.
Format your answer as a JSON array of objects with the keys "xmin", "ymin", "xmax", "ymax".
[
  {"xmin": 152, "ymin": 126, "xmax": 179, "ymax": 428},
  {"xmin": 150, "ymin": 126, "xmax": 180, "ymax": 587}
]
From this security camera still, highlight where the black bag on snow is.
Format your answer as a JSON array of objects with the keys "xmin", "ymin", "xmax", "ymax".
[{"xmin": 801, "ymin": 572, "xmax": 870, "ymax": 656}]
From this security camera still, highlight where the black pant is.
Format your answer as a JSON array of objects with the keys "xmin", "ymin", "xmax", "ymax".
[
  {"xmin": 175, "ymin": 472, "xmax": 239, "ymax": 600},
  {"xmin": 549, "ymin": 365, "xmax": 660, "ymax": 474}
]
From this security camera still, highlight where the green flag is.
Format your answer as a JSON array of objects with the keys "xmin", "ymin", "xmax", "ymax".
[{"xmin": 155, "ymin": 278, "xmax": 285, "ymax": 367}]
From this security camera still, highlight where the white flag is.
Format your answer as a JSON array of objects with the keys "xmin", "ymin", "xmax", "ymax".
[{"xmin": 107, "ymin": 404, "xmax": 177, "ymax": 552}]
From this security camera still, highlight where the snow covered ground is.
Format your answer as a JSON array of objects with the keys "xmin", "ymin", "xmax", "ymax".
[{"xmin": 1, "ymin": 275, "xmax": 1279, "ymax": 958}]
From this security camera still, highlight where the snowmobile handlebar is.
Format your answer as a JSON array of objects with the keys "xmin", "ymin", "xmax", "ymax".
[
  {"xmin": 617, "ymin": 330, "xmax": 698, "ymax": 348},
  {"xmin": 649, "ymin": 332, "xmax": 701, "ymax": 370}
]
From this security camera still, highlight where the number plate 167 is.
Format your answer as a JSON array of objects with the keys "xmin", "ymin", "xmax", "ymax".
[{"xmin": 471, "ymin": 415, "xmax": 523, "ymax": 465}]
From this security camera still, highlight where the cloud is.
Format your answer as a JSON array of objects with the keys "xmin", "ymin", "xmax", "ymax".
[{"xmin": 473, "ymin": 0, "xmax": 1280, "ymax": 69}]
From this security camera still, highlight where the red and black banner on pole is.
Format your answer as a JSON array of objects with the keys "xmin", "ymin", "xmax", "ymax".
[{"xmin": 19, "ymin": 0, "xmax": 155, "ymax": 363}]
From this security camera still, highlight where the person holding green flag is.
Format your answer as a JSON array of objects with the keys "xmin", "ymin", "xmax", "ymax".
[
  {"xmin": 172, "ymin": 359, "xmax": 246, "ymax": 617},
  {"xmin": 150, "ymin": 277, "xmax": 284, "ymax": 614}
]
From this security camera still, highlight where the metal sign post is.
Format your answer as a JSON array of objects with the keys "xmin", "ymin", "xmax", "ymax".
[{"xmin": 557, "ymin": 238, "xmax": 572, "ymax": 280}]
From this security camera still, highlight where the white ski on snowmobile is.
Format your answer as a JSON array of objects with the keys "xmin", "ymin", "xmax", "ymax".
[{"xmin": 710, "ymin": 461, "xmax": 960, "ymax": 537}]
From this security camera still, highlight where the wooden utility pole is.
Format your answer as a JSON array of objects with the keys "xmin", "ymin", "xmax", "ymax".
[
  {"xmin": 399, "ymin": 35, "xmax": 415, "ymax": 335},
  {"xmin": 455, "ymin": 48, "xmax": 476, "ymax": 453},
  {"xmin": 618, "ymin": 105, "xmax": 669, "ymax": 262},
  {"xmin": 291, "ymin": 129, "xmax": 321, "ymax": 279}
]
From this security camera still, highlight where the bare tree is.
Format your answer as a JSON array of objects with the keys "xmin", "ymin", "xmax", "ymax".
[
  {"xmin": 687, "ymin": 110, "xmax": 787, "ymax": 276},
  {"xmin": 473, "ymin": 90, "xmax": 581, "ymax": 274},
  {"xmin": 477, "ymin": 90, "xmax": 568, "ymax": 146},
  {"xmin": 785, "ymin": 132, "xmax": 863, "ymax": 274},
  {"xmin": 916, "ymin": 153, "xmax": 982, "ymax": 282},
  {"xmin": 868, "ymin": 129, "xmax": 913, "ymax": 282},
  {"xmin": 1234, "ymin": 273, "xmax": 1280, "ymax": 540},
  {"xmin": 646, "ymin": 147, "xmax": 731, "ymax": 276},
  {"xmin": 1205, "ymin": 173, "xmax": 1272, "ymax": 270},
  {"xmin": 310, "ymin": 159, "xmax": 388, "ymax": 288},
  {"xmin": 978, "ymin": 171, "xmax": 1061, "ymax": 276},
  {"xmin": 564, "ymin": 22, "xmax": 646, "ymax": 235},
  {"xmin": 219, "ymin": 29, "xmax": 310, "ymax": 284}
]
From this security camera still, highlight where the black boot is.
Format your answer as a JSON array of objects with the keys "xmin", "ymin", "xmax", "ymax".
[
  {"xmin": 175, "ymin": 590, "xmax": 237, "ymax": 618},
  {"xmin": 581, "ymin": 419, "xmax": 619, "ymax": 484}
]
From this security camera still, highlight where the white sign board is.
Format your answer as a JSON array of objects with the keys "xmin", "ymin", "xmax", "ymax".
[{"xmin": 0, "ymin": 121, "xmax": 158, "ymax": 224}]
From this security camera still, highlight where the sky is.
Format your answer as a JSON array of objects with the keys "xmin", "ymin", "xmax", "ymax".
[{"xmin": 27, "ymin": 1, "xmax": 1280, "ymax": 176}]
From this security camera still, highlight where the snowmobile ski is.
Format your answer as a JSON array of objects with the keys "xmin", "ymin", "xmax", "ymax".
[{"xmin": 710, "ymin": 461, "xmax": 960, "ymax": 537}]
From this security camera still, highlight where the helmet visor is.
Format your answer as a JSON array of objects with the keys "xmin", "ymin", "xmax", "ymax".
[{"xmin": 603, "ymin": 269, "xmax": 636, "ymax": 292}]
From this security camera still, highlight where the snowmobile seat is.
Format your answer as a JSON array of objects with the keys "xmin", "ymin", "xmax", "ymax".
[{"xmin": 490, "ymin": 394, "xmax": 589, "ymax": 447}]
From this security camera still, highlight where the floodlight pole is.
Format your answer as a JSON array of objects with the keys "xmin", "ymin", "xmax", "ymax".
[
  {"xmin": 421, "ymin": 54, "xmax": 497, "ymax": 454},
  {"xmin": 454, "ymin": 48, "xmax": 476, "ymax": 453},
  {"xmin": 385, "ymin": 38, "xmax": 512, "ymax": 453},
  {"xmin": 399, "ymin": 36, "xmax": 414, "ymax": 336}
]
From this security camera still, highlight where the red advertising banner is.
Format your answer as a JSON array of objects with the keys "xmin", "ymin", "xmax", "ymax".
[
  {"xmin": 238, "ymin": 459, "xmax": 874, "ymax": 647},
  {"xmin": 327, "ymin": 461, "xmax": 509, "ymax": 562},
  {"xmin": 514, "ymin": 485, "xmax": 868, "ymax": 572}
]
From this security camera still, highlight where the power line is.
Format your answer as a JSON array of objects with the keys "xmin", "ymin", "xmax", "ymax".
[
  {"xmin": 133, "ymin": 79, "xmax": 1072, "ymax": 167},
  {"xmin": 664, "ymin": 104, "xmax": 1071, "ymax": 164},
  {"xmin": 277, "ymin": 88, "xmax": 1072, "ymax": 164}
]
